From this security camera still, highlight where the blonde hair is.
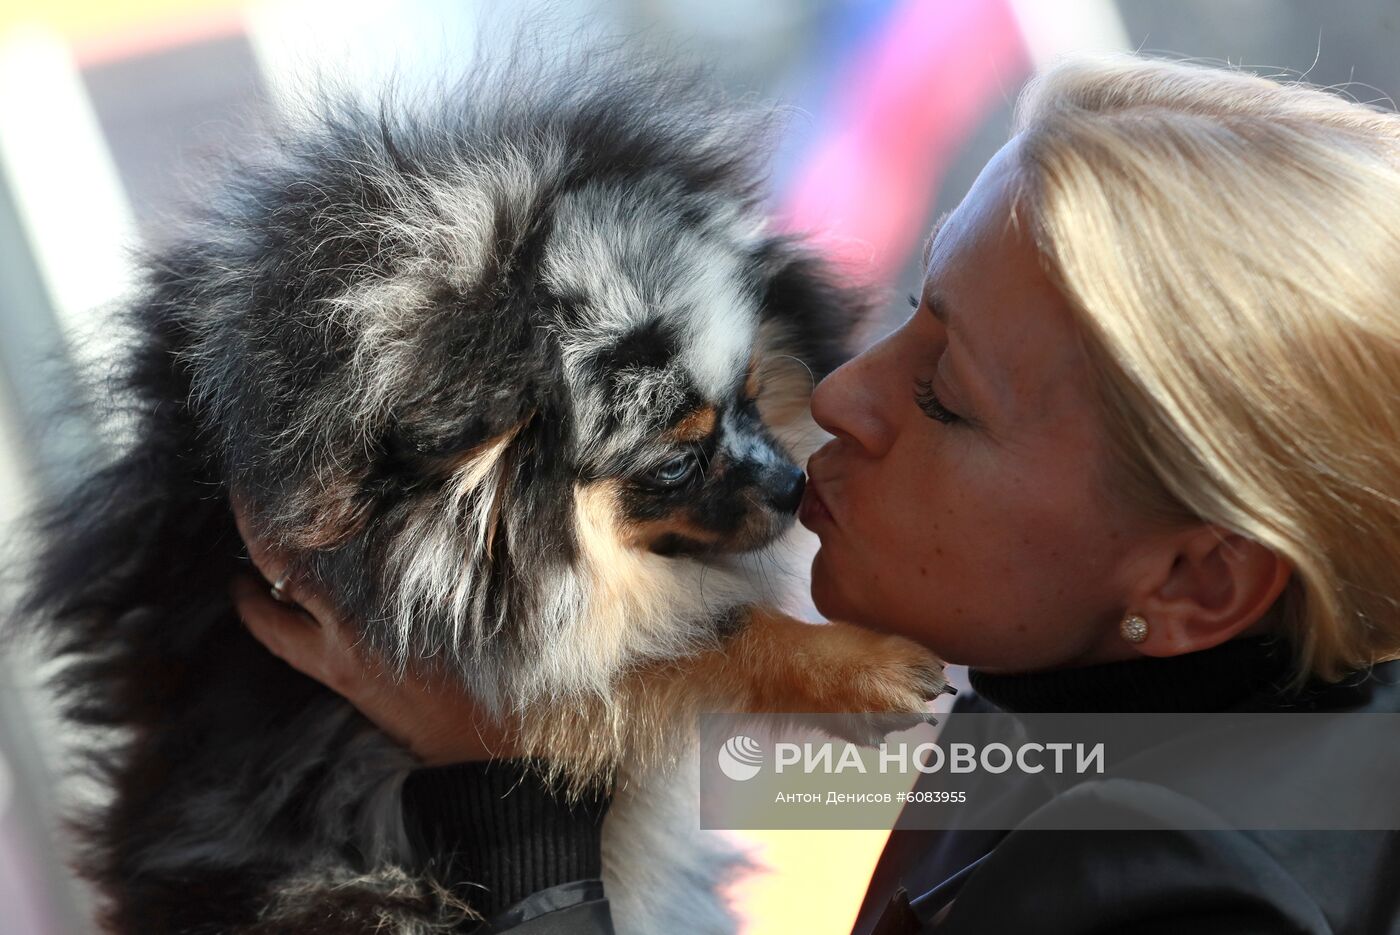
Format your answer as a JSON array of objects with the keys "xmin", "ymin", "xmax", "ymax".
[{"xmin": 1009, "ymin": 55, "xmax": 1400, "ymax": 687}]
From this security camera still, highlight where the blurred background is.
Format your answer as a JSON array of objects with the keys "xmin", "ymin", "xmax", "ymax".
[{"xmin": 2, "ymin": 1, "xmax": 1399, "ymax": 932}]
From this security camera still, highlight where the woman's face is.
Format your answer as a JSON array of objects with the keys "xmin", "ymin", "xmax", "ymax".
[{"xmin": 800, "ymin": 138, "xmax": 1154, "ymax": 671}]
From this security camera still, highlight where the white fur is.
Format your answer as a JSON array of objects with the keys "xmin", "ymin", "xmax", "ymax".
[{"xmin": 603, "ymin": 752, "xmax": 751, "ymax": 935}]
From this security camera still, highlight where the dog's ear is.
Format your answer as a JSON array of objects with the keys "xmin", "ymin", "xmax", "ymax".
[
  {"xmin": 379, "ymin": 289, "xmax": 560, "ymax": 460},
  {"xmin": 748, "ymin": 237, "xmax": 872, "ymax": 428}
]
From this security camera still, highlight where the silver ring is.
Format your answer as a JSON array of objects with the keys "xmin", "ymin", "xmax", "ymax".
[{"xmin": 269, "ymin": 573, "xmax": 292, "ymax": 604}]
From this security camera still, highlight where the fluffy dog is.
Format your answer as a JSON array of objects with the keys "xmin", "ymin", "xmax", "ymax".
[{"xmin": 20, "ymin": 49, "xmax": 946, "ymax": 934}]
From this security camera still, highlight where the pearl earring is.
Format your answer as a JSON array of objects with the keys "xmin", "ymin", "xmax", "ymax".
[{"xmin": 1120, "ymin": 613, "xmax": 1149, "ymax": 644}]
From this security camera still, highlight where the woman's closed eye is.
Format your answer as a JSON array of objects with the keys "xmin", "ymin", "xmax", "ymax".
[
  {"xmin": 907, "ymin": 293, "xmax": 967, "ymax": 426},
  {"xmin": 914, "ymin": 378, "xmax": 961, "ymax": 425}
]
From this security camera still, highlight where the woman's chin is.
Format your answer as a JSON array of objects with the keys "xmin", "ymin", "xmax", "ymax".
[
  {"xmin": 807, "ymin": 551, "xmax": 847, "ymax": 620},
  {"xmin": 809, "ymin": 555, "xmax": 880, "ymax": 631}
]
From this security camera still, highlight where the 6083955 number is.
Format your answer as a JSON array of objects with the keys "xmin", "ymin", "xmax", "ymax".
[{"xmin": 905, "ymin": 790, "xmax": 966, "ymax": 803}]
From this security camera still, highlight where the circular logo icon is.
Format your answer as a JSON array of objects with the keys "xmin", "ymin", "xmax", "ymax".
[{"xmin": 718, "ymin": 734, "xmax": 764, "ymax": 781}]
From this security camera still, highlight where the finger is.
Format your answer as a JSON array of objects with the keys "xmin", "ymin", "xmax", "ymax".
[
  {"xmin": 231, "ymin": 574, "xmax": 332, "ymax": 683},
  {"xmin": 232, "ymin": 575, "xmax": 385, "ymax": 702},
  {"xmin": 266, "ymin": 571, "xmax": 348, "ymax": 637},
  {"xmin": 229, "ymin": 496, "xmax": 343, "ymax": 630}
]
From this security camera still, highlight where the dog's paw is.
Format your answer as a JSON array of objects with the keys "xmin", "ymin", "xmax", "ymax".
[
  {"xmin": 723, "ymin": 610, "xmax": 952, "ymax": 744},
  {"xmin": 846, "ymin": 632, "xmax": 949, "ymax": 708},
  {"xmin": 779, "ymin": 624, "xmax": 949, "ymax": 745}
]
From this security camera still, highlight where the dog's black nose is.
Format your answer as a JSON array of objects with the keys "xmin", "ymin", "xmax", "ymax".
[{"xmin": 768, "ymin": 466, "xmax": 807, "ymax": 515}]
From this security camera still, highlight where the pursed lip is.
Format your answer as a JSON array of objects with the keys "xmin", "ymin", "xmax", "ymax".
[{"xmin": 798, "ymin": 461, "xmax": 837, "ymax": 532}]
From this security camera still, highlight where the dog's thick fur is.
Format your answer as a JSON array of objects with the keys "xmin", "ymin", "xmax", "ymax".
[{"xmin": 19, "ymin": 49, "xmax": 944, "ymax": 934}]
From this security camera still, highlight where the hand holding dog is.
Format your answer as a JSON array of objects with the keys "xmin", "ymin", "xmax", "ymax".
[{"xmin": 231, "ymin": 501, "xmax": 520, "ymax": 766}]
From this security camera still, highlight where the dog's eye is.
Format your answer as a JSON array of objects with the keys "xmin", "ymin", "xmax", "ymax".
[{"xmin": 649, "ymin": 453, "xmax": 698, "ymax": 488}]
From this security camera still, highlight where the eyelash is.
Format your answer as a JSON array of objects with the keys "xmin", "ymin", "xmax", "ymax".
[
  {"xmin": 914, "ymin": 378, "xmax": 960, "ymax": 425},
  {"xmin": 909, "ymin": 291, "xmax": 963, "ymax": 425}
]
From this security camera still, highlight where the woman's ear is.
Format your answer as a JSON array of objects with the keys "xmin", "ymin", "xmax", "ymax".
[{"xmin": 1125, "ymin": 525, "xmax": 1292, "ymax": 657}]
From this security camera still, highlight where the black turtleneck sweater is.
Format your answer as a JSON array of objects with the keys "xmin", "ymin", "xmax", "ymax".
[
  {"xmin": 966, "ymin": 632, "xmax": 1298, "ymax": 714},
  {"xmin": 399, "ymin": 758, "xmax": 614, "ymax": 932}
]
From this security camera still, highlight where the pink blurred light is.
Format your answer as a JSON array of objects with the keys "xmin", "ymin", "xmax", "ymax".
[{"xmin": 780, "ymin": 0, "xmax": 1030, "ymax": 282}]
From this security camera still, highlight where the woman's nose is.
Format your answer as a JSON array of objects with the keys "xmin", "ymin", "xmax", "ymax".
[{"xmin": 810, "ymin": 338, "xmax": 898, "ymax": 458}]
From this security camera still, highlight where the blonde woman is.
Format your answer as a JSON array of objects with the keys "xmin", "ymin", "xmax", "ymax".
[{"xmin": 235, "ymin": 54, "xmax": 1400, "ymax": 933}]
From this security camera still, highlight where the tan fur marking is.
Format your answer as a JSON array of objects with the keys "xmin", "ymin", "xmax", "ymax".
[
  {"xmin": 450, "ymin": 422, "xmax": 524, "ymax": 494},
  {"xmin": 620, "ymin": 512, "xmax": 723, "ymax": 551},
  {"xmin": 757, "ymin": 359, "xmax": 815, "ymax": 427},
  {"xmin": 582, "ymin": 474, "xmax": 723, "ymax": 552},
  {"xmin": 743, "ymin": 352, "xmax": 762, "ymax": 401},
  {"xmin": 568, "ymin": 481, "xmax": 696, "ymax": 697},
  {"xmin": 670, "ymin": 405, "xmax": 717, "ymax": 442},
  {"xmin": 448, "ymin": 419, "xmax": 528, "ymax": 559},
  {"xmin": 753, "ymin": 320, "xmax": 817, "ymax": 428}
]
